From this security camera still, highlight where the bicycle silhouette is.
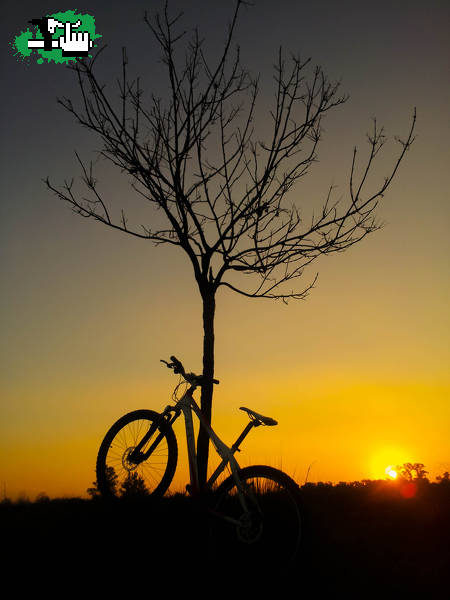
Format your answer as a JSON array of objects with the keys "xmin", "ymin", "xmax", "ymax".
[{"xmin": 96, "ymin": 356, "xmax": 302, "ymax": 569}]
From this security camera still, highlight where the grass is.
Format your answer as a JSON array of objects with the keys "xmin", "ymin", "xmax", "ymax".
[{"xmin": 1, "ymin": 479, "xmax": 448, "ymax": 593}]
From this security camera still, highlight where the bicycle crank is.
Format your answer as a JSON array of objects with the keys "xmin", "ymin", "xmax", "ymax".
[{"xmin": 237, "ymin": 511, "xmax": 263, "ymax": 544}]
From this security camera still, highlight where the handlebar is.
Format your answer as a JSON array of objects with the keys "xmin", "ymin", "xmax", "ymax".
[{"xmin": 160, "ymin": 355, "xmax": 219, "ymax": 385}]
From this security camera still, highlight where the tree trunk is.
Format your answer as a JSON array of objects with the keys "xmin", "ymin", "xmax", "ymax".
[{"xmin": 196, "ymin": 289, "xmax": 216, "ymax": 488}]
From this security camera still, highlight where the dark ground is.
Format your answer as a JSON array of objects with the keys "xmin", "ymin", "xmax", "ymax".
[{"xmin": 1, "ymin": 481, "xmax": 448, "ymax": 596}]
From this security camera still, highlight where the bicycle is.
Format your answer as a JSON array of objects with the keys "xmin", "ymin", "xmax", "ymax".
[{"xmin": 96, "ymin": 356, "xmax": 302, "ymax": 569}]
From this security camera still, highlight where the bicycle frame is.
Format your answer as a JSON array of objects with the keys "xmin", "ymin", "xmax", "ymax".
[
  {"xmin": 174, "ymin": 384, "xmax": 263, "ymax": 524},
  {"xmin": 132, "ymin": 380, "xmax": 258, "ymax": 513},
  {"xmin": 124, "ymin": 371, "xmax": 267, "ymax": 526},
  {"xmin": 174, "ymin": 383, "xmax": 255, "ymax": 495}
]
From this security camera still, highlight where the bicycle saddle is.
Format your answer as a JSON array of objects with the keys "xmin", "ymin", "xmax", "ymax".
[{"xmin": 239, "ymin": 406, "xmax": 278, "ymax": 426}]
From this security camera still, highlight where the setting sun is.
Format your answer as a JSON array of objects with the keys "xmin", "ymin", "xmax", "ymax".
[{"xmin": 385, "ymin": 466, "xmax": 398, "ymax": 479}]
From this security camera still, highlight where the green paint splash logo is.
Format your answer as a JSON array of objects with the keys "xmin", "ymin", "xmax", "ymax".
[{"xmin": 11, "ymin": 10, "xmax": 101, "ymax": 64}]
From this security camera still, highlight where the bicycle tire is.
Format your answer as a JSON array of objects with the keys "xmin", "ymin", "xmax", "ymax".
[
  {"xmin": 96, "ymin": 409, "xmax": 178, "ymax": 500},
  {"xmin": 210, "ymin": 465, "xmax": 302, "ymax": 570}
]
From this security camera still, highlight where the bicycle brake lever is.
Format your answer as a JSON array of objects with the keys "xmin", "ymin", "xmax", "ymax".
[
  {"xmin": 169, "ymin": 356, "xmax": 184, "ymax": 374},
  {"xmin": 160, "ymin": 358, "xmax": 182, "ymax": 374}
]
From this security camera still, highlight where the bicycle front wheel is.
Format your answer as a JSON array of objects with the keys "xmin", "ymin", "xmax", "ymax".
[
  {"xmin": 96, "ymin": 409, "xmax": 178, "ymax": 499},
  {"xmin": 211, "ymin": 465, "xmax": 302, "ymax": 570}
]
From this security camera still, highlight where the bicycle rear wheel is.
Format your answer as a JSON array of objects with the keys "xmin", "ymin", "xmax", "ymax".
[
  {"xmin": 210, "ymin": 465, "xmax": 302, "ymax": 571},
  {"xmin": 96, "ymin": 409, "xmax": 178, "ymax": 499}
]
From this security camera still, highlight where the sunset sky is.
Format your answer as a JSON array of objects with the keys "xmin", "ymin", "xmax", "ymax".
[{"xmin": 1, "ymin": 0, "xmax": 449, "ymax": 500}]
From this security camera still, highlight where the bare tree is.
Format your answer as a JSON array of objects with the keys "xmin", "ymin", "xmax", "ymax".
[
  {"xmin": 46, "ymin": 0, "xmax": 416, "ymax": 486},
  {"xmin": 397, "ymin": 463, "xmax": 429, "ymax": 481}
]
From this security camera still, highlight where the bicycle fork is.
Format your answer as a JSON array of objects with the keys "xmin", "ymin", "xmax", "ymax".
[{"xmin": 128, "ymin": 406, "xmax": 180, "ymax": 464}]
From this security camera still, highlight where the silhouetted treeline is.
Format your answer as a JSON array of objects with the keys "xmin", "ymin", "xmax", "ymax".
[{"xmin": 297, "ymin": 477, "xmax": 448, "ymax": 597}]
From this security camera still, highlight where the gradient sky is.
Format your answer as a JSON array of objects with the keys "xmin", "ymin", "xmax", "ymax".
[{"xmin": 1, "ymin": 0, "xmax": 449, "ymax": 500}]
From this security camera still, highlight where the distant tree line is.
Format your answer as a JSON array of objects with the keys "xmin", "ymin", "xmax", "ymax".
[
  {"xmin": 1, "ymin": 463, "xmax": 448, "ymax": 504},
  {"xmin": 85, "ymin": 462, "xmax": 450, "ymax": 500}
]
